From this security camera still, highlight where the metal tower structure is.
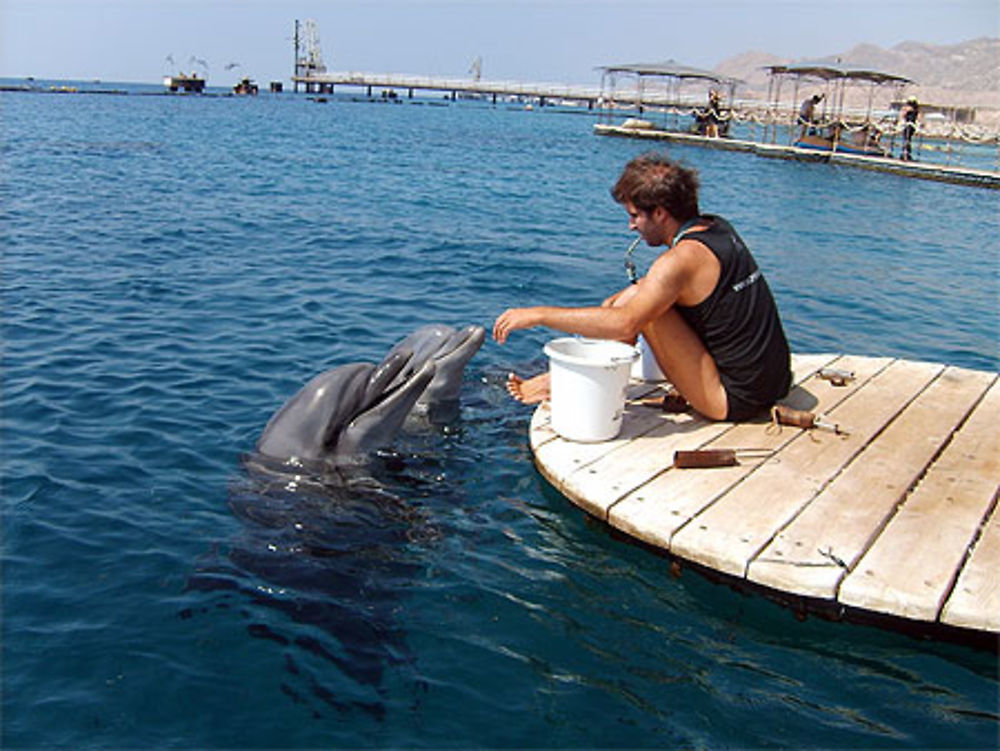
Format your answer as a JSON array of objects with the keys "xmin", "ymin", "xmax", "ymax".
[{"xmin": 294, "ymin": 19, "xmax": 327, "ymax": 91}]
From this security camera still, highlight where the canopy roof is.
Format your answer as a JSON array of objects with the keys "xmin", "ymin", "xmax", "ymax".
[
  {"xmin": 599, "ymin": 60, "xmax": 743, "ymax": 87},
  {"xmin": 766, "ymin": 62, "xmax": 912, "ymax": 85}
]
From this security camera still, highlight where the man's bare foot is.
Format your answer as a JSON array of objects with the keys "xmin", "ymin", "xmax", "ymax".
[
  {"xmin": 506, "ymin": 372, "xmax": 551, "ymax": 404},
  {"xmin": 656, "ymin": 388, "xmax": 691, "ymax": 413},
  {"xmin": 636, "ymin": 387, "xmax": 690, "ymax": 413}
]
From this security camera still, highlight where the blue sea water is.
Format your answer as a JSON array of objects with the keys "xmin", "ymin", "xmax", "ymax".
[{"xmin": 2, "ymin": 81, "xmax": 998, "ymax": 749}]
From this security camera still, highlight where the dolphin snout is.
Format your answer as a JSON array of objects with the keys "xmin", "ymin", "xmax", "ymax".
[{"xmin": 460, "ymin": 325, "xmax": 487, "ymax": 348}]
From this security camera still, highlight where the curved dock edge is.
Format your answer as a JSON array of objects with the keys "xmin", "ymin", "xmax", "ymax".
[{"xmin": 529, "ymin": 353, "xmax": 1000, "ymax": 649}]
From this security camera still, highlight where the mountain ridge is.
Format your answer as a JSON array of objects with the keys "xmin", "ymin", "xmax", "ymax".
[{"xmin": 713, "ymin": 37, "xmax": 999, "ymax": 111}]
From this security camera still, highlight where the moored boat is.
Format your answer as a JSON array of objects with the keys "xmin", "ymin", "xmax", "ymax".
[
  {"xmin": 232, "ymin": 77, "xmax": 259, "ymax": 96},
  {"xmin": 596, "ymin": 60, "xmax": 744, "ymax": 139},
  {"xmin": 164, "ymin": 72, "xmax": 206, "ymax": 93},
  {"xmin": 766, "ymin": 62, "xmax": 912, "ymax": 157}
]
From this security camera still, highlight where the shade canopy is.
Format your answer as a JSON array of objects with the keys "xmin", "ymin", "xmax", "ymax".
[
  {"xmin": 599, "ymin": 60, "xmax": 743, "ymax": 87},
  {"xmin": 766, "ymin": 62, "xmax": 912, "ymax": 85}
]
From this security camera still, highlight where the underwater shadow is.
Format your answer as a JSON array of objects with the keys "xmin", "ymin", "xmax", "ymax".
[{"xmin": 185, "ymin": 449, "xmax": 451, "ymax": 720}]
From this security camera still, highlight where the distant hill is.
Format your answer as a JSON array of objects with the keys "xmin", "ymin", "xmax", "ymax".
[{"xmin": 714, "ymin": 37, "xmax": 1000, "ymax": 111}]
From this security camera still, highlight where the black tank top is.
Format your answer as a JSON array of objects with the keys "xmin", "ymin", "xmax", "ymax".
[{"xmin": 675, "ymin": 215, "xmax": 792, "ymax": 414}]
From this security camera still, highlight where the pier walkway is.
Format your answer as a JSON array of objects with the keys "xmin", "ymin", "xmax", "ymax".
[
  {"xmin": 293, "ymin": 71, "xmax": 602, "ymax": 106},
  {"xmin": 530, "ymin": 353, "xmax": 999, "ymax": 646}
]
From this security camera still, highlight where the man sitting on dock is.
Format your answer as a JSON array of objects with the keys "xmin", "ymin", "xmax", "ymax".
[{"xmin": 493, "ymin": 153, "xmax": 792, "ymax": 422}]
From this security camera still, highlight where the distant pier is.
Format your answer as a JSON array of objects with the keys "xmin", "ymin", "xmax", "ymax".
[{"xmin": 292, "ymin": 71, "xmax": 602, "ymax": 107}]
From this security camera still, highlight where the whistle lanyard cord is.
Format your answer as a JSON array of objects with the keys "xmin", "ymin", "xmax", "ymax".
[
  {"xmin": 671, "ymin": 218, "xmax": 701, "ymax": 248},
  {"xmin": 625, "ymin": 217, "xmax": 701, "ymax": 284}
]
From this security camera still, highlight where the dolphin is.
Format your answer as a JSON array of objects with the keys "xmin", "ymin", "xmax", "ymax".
[
  {"xmin": 383, "ymin": 324, "xmax": 487, "ymax": 410},
  {"xmin": 255, "ymin": 352, "xmax": 435, "ymax": 462},
  {"xmin": 185, "ymin": 324, "xmax": 484, "ymax": 717},
  {"xmin": 254, "ymin": 324, "xmax": 485, "ymax": 462}
]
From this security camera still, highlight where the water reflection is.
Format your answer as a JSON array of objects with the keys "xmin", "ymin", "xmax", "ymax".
[{"xmin": 187, "ymin": 450, "xmax": 449, "ymax": 719}]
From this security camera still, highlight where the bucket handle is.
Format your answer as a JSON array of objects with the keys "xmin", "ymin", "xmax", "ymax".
[{"xmin": 610, "ymin": 354, "xmax": 637, "ymax": 365}]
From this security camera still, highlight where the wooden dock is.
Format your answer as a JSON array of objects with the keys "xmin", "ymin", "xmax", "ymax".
[
  {"xmin": 529, "ymin": 354, "xmax": 999, "ymax": 644},
  {"xmin": 594, "ymin": 124, "xmax": 1000, "ymax": 190}
]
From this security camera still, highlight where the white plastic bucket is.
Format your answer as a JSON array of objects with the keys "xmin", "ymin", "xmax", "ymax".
[
  {"xmin": 543, "ymin": 337, "xmax": 638, "ymax": 442},
  {"xmin": 630, "ymin": 334, "xmax": 665, "ymax": 382}
]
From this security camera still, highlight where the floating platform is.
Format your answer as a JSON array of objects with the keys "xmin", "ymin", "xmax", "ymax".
[
  {"xmin": 163, "ymin": 74, "xmax": 206, "ymax": 94},
  {"xmin": 529, "ymin": 354, "xmax": 999, "ymax": 645},
  {"xmin": 594, "ymin": 124, "xmax": 1000, "ymax": 190}
]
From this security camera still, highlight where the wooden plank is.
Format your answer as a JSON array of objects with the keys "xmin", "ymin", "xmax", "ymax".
[
  {"xmin": 668, "ymin": 359, "xmax": 943, "ymax": 577},
  {"xmin": 941, "ymin": 501, "xmax": 1000, "ymax": 631},
  {"xmin": 533, "ymin": 400, "xmax": 670, "ymax": 495},
  {"xmin": 785, "ymin": 352, "xmax": 844, "ymax": 384},
  {"xmin": 561, "ymin": 412, "xmax": 729, "ymax": 519},
  {"xmin": 552, "ymin": 353, "xmax": 837, "ymax": 520},
  {"xmin": 748, "ymin": 367, "xmax": 995, "ymax": 600},
  {"xmin": 607, "ymin": 355, "xmax": 885, "ymax": 550},
  {"xmin": 529, "ymin": 401, "xmax": 558, "ymax": 449},
  {"xmin": 833, "ymin": 376, "xmax": 999, "ymax": 622}
]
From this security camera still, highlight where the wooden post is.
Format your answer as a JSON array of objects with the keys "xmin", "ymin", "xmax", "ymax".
[{"xmin": 293, "ymin": 20, "xmax": 299, "ymax": 93}]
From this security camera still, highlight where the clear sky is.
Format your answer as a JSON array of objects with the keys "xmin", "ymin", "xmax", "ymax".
[{"xmin": 1, "ymin": 0, "xmax": 997, "ymax": 86}]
